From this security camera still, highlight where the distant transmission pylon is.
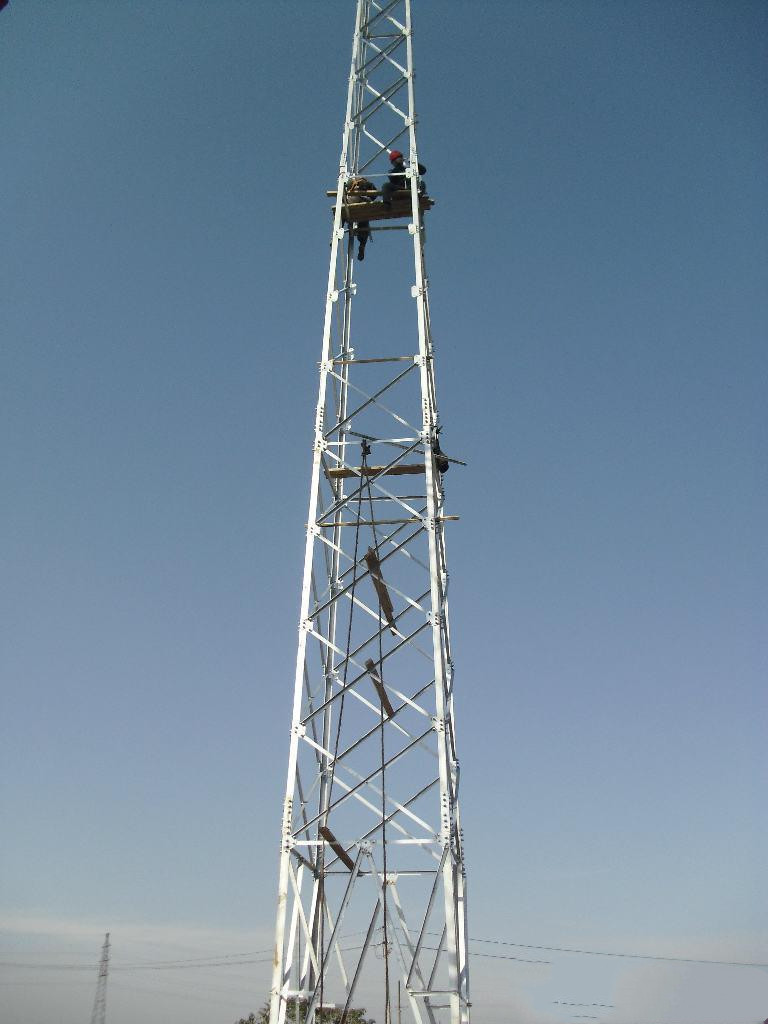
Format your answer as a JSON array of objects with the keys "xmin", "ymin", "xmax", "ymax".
[
  {"xmin": 89, "ymin": 932, "xmax": 110, "ymax": 1024},
  {"xmin": 269, "ymin": 3, "xmax": 470, "ymax": 1024}
]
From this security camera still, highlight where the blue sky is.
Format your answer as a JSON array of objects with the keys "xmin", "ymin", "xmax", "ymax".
[{"xmin": 1, "ymin": 1, "xmax": 766, "ymax": 1023}]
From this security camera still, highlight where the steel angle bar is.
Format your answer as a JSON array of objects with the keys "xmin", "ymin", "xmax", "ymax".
[
  {"xmin": 323, "ymin": 794, "xmax": 416, "ymax": 854},
  {"xmin": 344, "ymin": 492, "xmax": 427, "ymax": 501},
  {"xmin": 312, "ymin": 527, "xmax": 351, "ymax": 570},
  {"xmin": 345, "ymin": 431, "xmax": 421, "ymax": 445},
  {"xmin": 334, "ymin": 680, "xmax": 434, "ymax": 769},
  {"xmin": 320, "ymin": 589, "xmax": 423, "ymax": 671},
  {"xmin": 282, "ymin": 861, "xmax": 304, "ymax": 996},
  {"xmin": 294, "ymin": 765, "xmax": 320, "ymax": 843},
  {"xmin": 287, "ymin": 860, "xmax": 321, "ymax": 982},
  {"xmin": 328, "ymin": 363, "xmax": 421, "ymax": 431},
  {"xmin": 340, "ymin": 903, "xmax": 380, "ymax": 1022},
  {"xmin": 362, "ymin": 86, "xmax": 409, "ymax": 125},
  {"xmin": 359, "ymin": 125, "xmax": 397, "ymax": 155},
  {"xmin": 333, "ymin": 764, "xmax": 438, "ymax": 840},
  {"xmin": 364, "ymin": 36, "xmax": 408, "ymax": 76},
  {"xmin": 303, "ymin": 849, "xmax": 363, "ymax": 1024},
  {"xmin": 363, "ymin": 854, "xmax": 429, "ymax": 1024},
  {"xmin": 386, "ymin": 839, "xmax": 442, "ymax": 846},
  {"xmin": 382, "ymin": 676, "xmax": 433, "ymax": 719},
  {"xmin": 297, "ymin": 739, "xmax": 324, "ymax": 794},
  {"xmin": 343, "ymin": 565, "xmax": 428, "ymax": 622},
  {"xmin": 330, "ymin": 357, "xmax": 417, "ymax": 367},
  {"xmin": 301, "ymin": 663, "xmax": 324, "ymax": 745},
  {"xmin": 333, "ymin": 869, "xmax": 438, "ymax": 880},
  {"xmin": 323, "ymin": 783, "xmax": 439, "ymax": 864},
  {"xmin": 320, "ymin": 451, "xmax": 336, "ymax": 484},
  {"xmin": 389, "ymin": 880, "xmax": 440, "ymax": 1023},
  {"xmin": 357, "ymin": 74, "xmax": 407, "ymax": 122},
  {"xmin": 343, "ymin": 476, "xmax": 425, "ymax": 522},
  {"xmin": 336, "ymin": 519, "xmax": 424, "ymax": 586},
  {"xmin": 311, "ymin": 524, "xmax": 423, "ymax": 620},
  {"xmin": 364, "ymin": 862, "xmax": 437, "ymax": 1024},
  {"xmin": 302, "ymin": 627, "xmax": 423, "ymax": 746},
  {"xmin": 323, "ymin": 900, "xmax": 349, "ymax": 992},
  {"xmin": 383, "ymin": 530, "xmax": 430, "ymax": 573},
  {"xmin": 406, "ymin": 845, "xmax": 449, "ymax": 988},
  {"xmin": 367, "ymin": 11, "xmax": 406, "ymax": 37},
  {"xmin": 359, "ymin": 126, "xmax": 408, "ymax": 171},
  {"xmin": 298, "ymin": 727, "xmax": 434, "ymax": 837},
  {"xmin": 317, "ymin": 444, "xmax": 424, "ymax": 524},
  {"xmin": 337, "ymin": 586, "xmax": 418, "ymax": 642},
  {"xmin": 324, "ymin": 363, "xmax": 420, "ymax": 437},
  {"xmin": 363, "ymin": 0, "xmax": 403, "ymax": 32},
  {"xmin": 332, "ymin": 724, "xmax": 436, "ymax": 810},
  {"xmin": 296, "ymin": 766, "xmax": 321, "ymax": 823},
  {"xmin": 321, "ymin": 591, "xmax": 430, "ymax": 681},
  {"xmin": 302, "ymin": 612, "xmax": 429, "ymax": 727},
  {"xmin": 336, "ymin": 520, "xmax": 424, "ymax": 588},
  {"xmin": 427, "ymin": 925, "xmax": 446, "ymax": 991},
  {"xmin": 358, "ymin": 33, "xmax": 405, "ymax": 76},
  {"xmin": 336, "ymin": 584, "xmax": 434, "ymax": 665},
  {"xmin": 322, "ymin": 516, "xmax": 426, "ymax": 527},
  {"xmin": 300, "ymin": 872, "xmax": 323, "ymax": 996},
  {"xmin": 292, "ymin": 847, "xmax": 319, "ymax": 877},
  {"xmin": 320, "ymin": 437, "xmax": 423, "ymax": 499},
  {"xmin": 329, "ymin": 370, "xmax": 341, "ymax": 422},
  {"xmin": 299, "ymin": 729, "xmax": 341, "ymax": 771},
  {"xmin": 349, "ymin": 779, "xmax": 442, "ymax": 866},
  {"xmin": 311, "ymin": 549, "xmax": 334, "ymax": 622}
]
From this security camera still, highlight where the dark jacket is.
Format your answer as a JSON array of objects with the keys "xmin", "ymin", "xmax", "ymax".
[{"xmin": 387, "ymin": 159, "xmax": 427, "ymax": 190}]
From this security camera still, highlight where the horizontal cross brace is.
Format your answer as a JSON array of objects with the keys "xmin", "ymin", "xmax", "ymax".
[
  {"xmin": 317, "ymin": 516, "xmax": 457, "ymax": 528},
  {"xmin": 331, "ymin": 355, "xmax": 415, "ymax": 365}
]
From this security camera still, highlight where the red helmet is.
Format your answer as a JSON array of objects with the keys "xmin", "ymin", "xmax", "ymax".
[{"xmin": 389, "ymin": 150, "xmax": 403, "ymax": 162}]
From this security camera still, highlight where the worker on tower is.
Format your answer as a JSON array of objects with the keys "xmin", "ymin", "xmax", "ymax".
[
  {"xmin": 382, "ymin": 150, "xmax": 427, "ymax": 206},
  {"xmin": 346, "ymin": 175, "xmax": 375, "ymax": 260},
  {"xmin": 432, "ymin": 428, "xmax": 450, "ymax": 474}
]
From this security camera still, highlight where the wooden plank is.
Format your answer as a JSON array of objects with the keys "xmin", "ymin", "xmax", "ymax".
[
  {"xmin": 327, "ymin": 189, "xmax": 383, "ymax": 197},
  {"xmin": 327, "ymin": 463, "xmax": 425, "ymax": 480},
  {"xmin": 342, "ymin": 197, "xmax": 436, "ymax": 224},
  {"xmin": 364, "ymin": 659, "xmax": 395, "ymax": 719},
  {"xmin": 364, "ymin": 547, "xmax": 396, "ymax": 631},
  {"xmin": 332, "ymin": 193, "xmax": 435, "ymax": 224},
  {"xmin": 318, "ymin": 825, "xmax": 355, "ymax": 871}
]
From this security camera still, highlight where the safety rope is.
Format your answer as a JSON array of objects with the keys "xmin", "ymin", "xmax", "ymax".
[
  {"xmin": 319, "ymin": 439, "xmax": 368, "ymax": 1022},
  {"xmin": 363, "ymin": 445, "xmax": 392, "ymax": 1024}
]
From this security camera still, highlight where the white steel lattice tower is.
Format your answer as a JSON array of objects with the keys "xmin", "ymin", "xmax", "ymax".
[
  {"xmin": 270, "ymin": 3, "xmax": 470, "ymax": 1022},
  {"xmin": 89, "ymin": 932, "xmax": 110, "ymax": 1024}
]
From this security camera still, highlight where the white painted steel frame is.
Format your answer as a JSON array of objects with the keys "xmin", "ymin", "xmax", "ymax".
[{"xmin": 269, "ymin": 4, "xmax": 470, "ymax": 1022}]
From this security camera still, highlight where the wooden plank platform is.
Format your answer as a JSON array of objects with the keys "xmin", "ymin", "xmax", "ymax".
[
  {"xmin": 331, "ymin": 191, "xmax": 435, "ymax": 224},
  {"xmin": 327, "ymin": 463, "xmax": 425, "ymax": 480}
]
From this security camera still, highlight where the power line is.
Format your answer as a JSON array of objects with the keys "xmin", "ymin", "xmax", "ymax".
[
  {"xmin": 463, "ymin": 935, "xmax": 768, "ymax": 969},
  {"xmin": 2, "ymin": 935, "xmax": 764, "ymax": 973},
  {"xmin": 0, "ymin": 948, "xmax": 276, "ymax": 972},
  {"xmin": 116, "ymin": 947, "xmax": 275, "ymax": 966}
]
